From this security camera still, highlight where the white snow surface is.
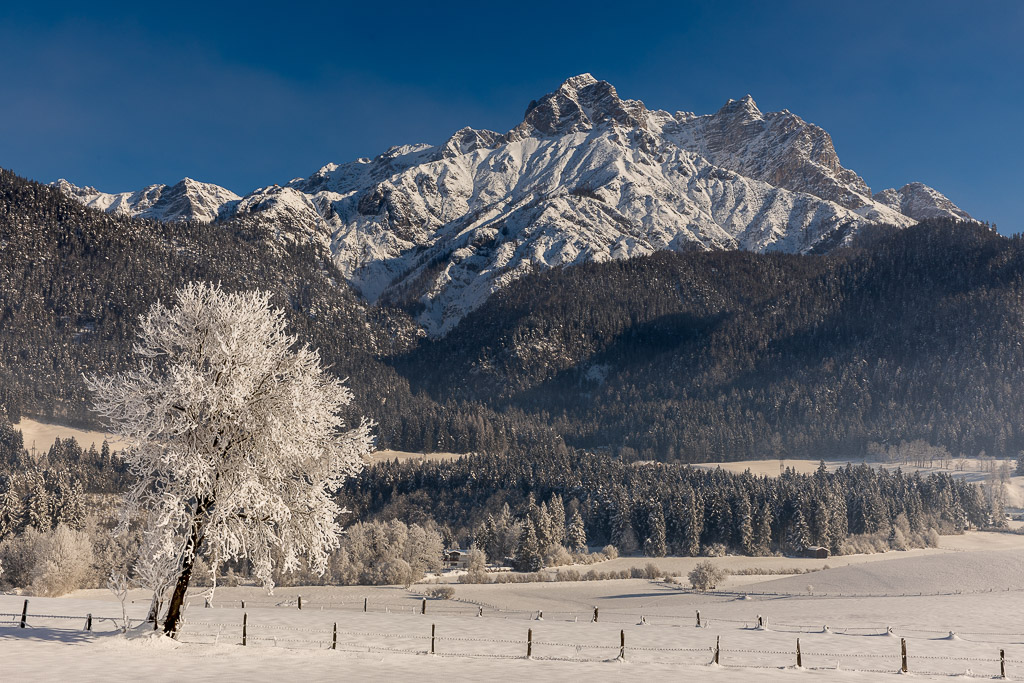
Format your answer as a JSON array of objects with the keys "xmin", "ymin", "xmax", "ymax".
[
  {"xmin": 52, "ymin": 74, "xmax": 974, "ymax": 335},
  {"xmin": 6, "ymin": 533, "xmax": 1024, "ymax": 681}
]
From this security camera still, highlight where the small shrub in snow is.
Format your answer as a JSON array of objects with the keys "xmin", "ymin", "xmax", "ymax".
[
  {"xmin": 555, "ymin": 569, "xmax": 581, "ymax": 582},
  {"xmin": 457, "ymin": 570, "xmax": 491, "ymax": 584},
  {"xmin": 569, "ymin": 551, "xmax": 606, "ymax": 565},
  {"xmin": 702, "ymin": 543, "xmax": 727, "ymax": 557},
  {"xmin": 688, "ymin": 561, "xmax": 726, "ymax": 591},
  {"xmin": 601, "ymin": 544, "xmax": 619, "ymax": 559},
  {"xmin": 544, "ymin": 545, "xmax": 573, "ymax": 568},
  {"xmin": 425, "ymin": 586, "xmax": 455, "ymax": 599}
]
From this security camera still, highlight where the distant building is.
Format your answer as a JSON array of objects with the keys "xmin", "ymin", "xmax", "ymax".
[
  {"xmin": 803, "ymin": 546, "xmax": 830, "ymax": 559},
  {"xmin": 443, "ymin": 549, "xmax": 470, "ymax": 569}
]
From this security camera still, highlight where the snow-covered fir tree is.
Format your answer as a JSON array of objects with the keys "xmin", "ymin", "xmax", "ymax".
[
  {"xmin": 786, "ymin": 508, "xmax": 811, "ymax": 553},
  {"xmin": 682, "ymin": 490, "xmax": 703, "ymax": 556},
  {"xmin": 643, "ymin": 506, "xmax": 667, "ymax": 557},
  {"xmin": 610, "ymin": 496, "xmax": 639, "ymax": 554},
  {"xmin": 547, "ymin": 494, "xmax": 566, "ymax": 547},
  {"xmin": 532, "ymin": 500, "xmax": 554, "ymax": 551},
  {"xmin": 87, "ymin": 282, "xmax": 374, "ymax": 636},
  {"xmin": 734, "ymin": 494, "xmax": 755, "ymax": 556},
  {"xmin": 566, "ymin": 510, "xmax": 587, "ymax": 552},
  {"xmin": 515, "ymin": 518, "xmax": 542, "ymax": 572},
  {"xmin": 753, "ymin": 502, "xmax": 774, "ymax": 556}
]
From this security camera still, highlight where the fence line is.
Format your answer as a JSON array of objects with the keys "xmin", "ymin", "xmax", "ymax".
[
  {"xmin": 3, "ymin": 604, "xmax": 1017, "ymax": 677},
  {"xmin": 9, "ymin": 601, "xmax": 1024, "ymax": 644}
]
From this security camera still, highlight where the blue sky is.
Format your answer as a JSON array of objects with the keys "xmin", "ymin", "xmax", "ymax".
[{"xmin": 1, "ymin": 1, "xmax": 1020, "ymax": 232}]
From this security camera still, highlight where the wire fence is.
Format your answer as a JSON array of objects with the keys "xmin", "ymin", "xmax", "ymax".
[
  {"xmin": 3, "ymin": 599, "xmax": 1022, "ymax": 678},
  {"xmin": 165, "ymin": 593, "xmax": 1024, "ymax": 645}
]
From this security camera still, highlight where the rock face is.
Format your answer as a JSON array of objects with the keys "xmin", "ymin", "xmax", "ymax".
[
  {"xmin": 55, "ymin": 74, "xmax": 973, "ymax": 335},
  {"xmin": 667, "ymin": 95, "xmax": 876, "ymax": 211},
  {"xmin": 873, "ymin": 182, "xmax": 973, "ymax": 222}
]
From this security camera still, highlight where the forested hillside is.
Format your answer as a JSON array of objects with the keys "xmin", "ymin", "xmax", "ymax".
[
  {"xmin": 395, "ymin": 220, "xmax": 1024, "ymax": 461},
  {"xmin": 0, "ymin": 169, "xmax": 559, "ymax": 454},
  {"xmin": 2, "ymin": 167, "xmax": 1022, "ymax": 464}
]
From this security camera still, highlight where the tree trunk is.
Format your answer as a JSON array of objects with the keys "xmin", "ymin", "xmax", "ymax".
[
  {"xmin": 146, "ymin": 592, "xmax": 162, "ymax": 623},
  {"xmin": 163, "ymin": 496, "xmax": 212, "ymax": 637}
]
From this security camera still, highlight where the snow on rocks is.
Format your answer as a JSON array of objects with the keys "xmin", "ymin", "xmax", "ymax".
[{"xmin": 52, "ymin": 75, "xmax": 975, "ymax": 336}]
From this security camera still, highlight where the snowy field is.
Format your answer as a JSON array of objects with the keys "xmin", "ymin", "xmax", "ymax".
[
  {"xmin": 7, "ymin": 532, "xmax": 1024, "ymax": 681},
  {"xmin": 694, "ymin": 456, "xmax": 1024, "ymax": 510},
  {"xmin": 13, "ymin": 417, "xmax": 457, "ymax": 465},
  {"xmin": 13, "ymin": 417, "xmax": 129, "ymax": 452},
  {"xmin": 367, "ymin": 449, "xmax": 462, "ymax": 463},
  {"xmin": 691, "ymin": 456, "xmax": 1017, "ymax": 482}
]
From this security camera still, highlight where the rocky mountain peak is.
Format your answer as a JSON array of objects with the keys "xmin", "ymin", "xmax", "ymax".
[
  {"xmin": 439, "ymin": 127, "xmax": 503, "ymax": 159},
  {"xmin": 513, "ymin": 73, "xmax": 647, "ymax": 138},
  {"xmin": 716, "ymin": 94, "xmax": 763, "ymax": 121},
  {"xmin": 873, "ymin": 182, "xmax": 973, "ymax": 222}
]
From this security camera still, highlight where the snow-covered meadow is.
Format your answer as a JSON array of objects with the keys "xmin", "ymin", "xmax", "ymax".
[{"xmin": 6, "ymin": 531, "xmax": 1024, "ymax": 681}]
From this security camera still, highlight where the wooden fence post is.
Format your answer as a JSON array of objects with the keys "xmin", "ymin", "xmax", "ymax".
[
  {"xmin": 619, "ymin": 630, "xmax": 625, "ymax": 660},
  {"xmin": 85, "ymin": 614, "xmax": 92, "ymax": 631},
  {"xmin": 757, "ymin": 614, "xmax": 763, "ymax": 628},
  {"xmin": 714, "ymin": 635, "xmax": 720, "ymax": 665},
  {"xmin": 364, "ymin": 597, "xmax": 368, "ymax": 613},
  {"xmin": 796, "ymin": 638, "xmax": 802, "ymax": 668},
  {"xmin": 242, "ymin": 613, "xmax": 247, "ymax": 646},
  {"xmin": 241, "ymin": 600, "xmax": 245, "ymax": 609},
  {"xmin": 1001, "ymin": 648, "xmax": 1006, "ymax": 679},
  {"xmin": 205, "ymin": 598, "xmax": 210, "ymax": 608},
  {"xmin": 332, "ymin": 623, "xmax": 337, "ymax": 651},
  {"xmin": 901, "ymin": 638, "xmax": 907, "ymax": 673},
  {"xmin": 297, "ymin": 595, "xmax": 302, "ymax": 610},
  {"xmin": 527, "ymin": 628, "xmax": 533, "ymax": 659},
  {"xmin": 422, "ymin": 598, "xmax": 427, "ymax": 615},
  {"xmin": 696, "ymin": 609, "xmax": 701, "ymax": 628},
  {"xmin": 431, "ymin": 623, "xmax": 436, "ymax": 654},
  {"xmin": 593, "ymin": 606, "xmax": 599, "ymax": 622},
  {"xmin": 20, "ymin": 599, "xmax": 28, "ymax": 629}
]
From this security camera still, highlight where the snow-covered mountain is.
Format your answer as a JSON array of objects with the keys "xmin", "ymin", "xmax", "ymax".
[
  {"xmin": 54, "ymin": 177, "xmax": 240, "ymax": 223},
  {"xmin": 55, "ymin": 74, "xmax": 973, "ymax": 335}
]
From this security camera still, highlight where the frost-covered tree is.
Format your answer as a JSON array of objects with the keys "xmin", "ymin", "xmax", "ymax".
[
  {"xmin": 643, "ymin": 506, "xmax": 666, "ymax": 557},
  {"xmin": 547, "ymin": 494, "xmax": 566, "ymax": 547},
  {"xmin": 688, "ymin": 560, "xmax": 725, "ymax": 592},
  {"xmin": 0, "ymin": 480, "xmax": 22, "ymax": 539},
  {"xmin": 610, "ymin": 497, "xmax": 638, "ymax": 555},
  {"xmin": 515, "ymin": 519, "xmax": 543, "ymax": 572},
  {"xmin": 734, "ymin": 494, "xmax": 754, "ymax": 556},
  {"xmin": 25, "ymin": 472, "xmax": 51, "ymax": 531},
  {"xmin": 786, "ymin": 508, "xmax": 811, "ymax": 553},
  {"xmin": 566, "ymin": 510, "xmax": 587, "ymax": 552},
  {"xmin": 87, "ymin": 283, "xmax": 373, "ymax": 636}
]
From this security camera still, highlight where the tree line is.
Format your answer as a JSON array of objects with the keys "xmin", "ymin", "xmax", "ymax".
[{"xmin": 346, "ymin": 447, "xmax": 993, "ymax": 561}]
